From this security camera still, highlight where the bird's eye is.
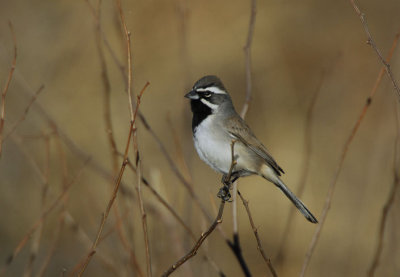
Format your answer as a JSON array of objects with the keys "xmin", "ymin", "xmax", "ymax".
[{"xmin": 203, "ymin": 92, "xmax": 212, "ymax": 98}]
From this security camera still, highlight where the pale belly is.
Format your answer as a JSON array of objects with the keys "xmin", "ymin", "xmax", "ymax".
[{"xmin": 193, "ymin": 117, "xmax": 255, "ymax": 174}]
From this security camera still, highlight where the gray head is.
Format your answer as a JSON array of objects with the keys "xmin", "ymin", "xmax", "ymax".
[{"xmin": 185, "ymin": 75, "xmax": 233, "ymax": 111}]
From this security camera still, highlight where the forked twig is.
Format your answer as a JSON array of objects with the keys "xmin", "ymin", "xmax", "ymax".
[
  {"xmin": 77, "ymin": 83, "xmax": 148, "ymax": 276},
  {"xmin": 161, "ymin": 140, "xmax": 237, "ymax": 276},
  {"xmin": 238, "ymin": 190, "xmax": 277, "ymax": 277},
  {"xmin": 0, "ymin": 21, "xmax": 17, "ymax": 156},
  {"xmin": 349, "ymin": 0, "xmax": 400, "ymax": 101},
  {"xmin": 300, "ymin": 29, "xmax": 400, "ymax": 277}
]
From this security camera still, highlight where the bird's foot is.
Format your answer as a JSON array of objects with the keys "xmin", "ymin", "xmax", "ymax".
[{"xmin": 217, "ymin": 184, "xmax": 232, "ymax": 202}]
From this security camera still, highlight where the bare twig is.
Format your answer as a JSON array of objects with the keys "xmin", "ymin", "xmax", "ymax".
[
  {"xmin": 116, "ymin": 0, "xmax": 134, "ymax": 120},
  {"xmin": 162, "ymin": 200, "xmax": 226, "ymax": 277},
  {"xmin": 94, "ymin": 0, "xmax": 119, "ymax": 173},
  {"xmin": 0, "ymin": 21, "xmax": 17, "ymax": 156},
  {"xmin": 132, "ymin": 90, "xmax": 152, "ymax": 277},
  {"xmin": 230, "ymin": 1, "xmax": 257, "ymax": 273},
  {"xmin": 367, "ymin": 109, "xmax": 400, "ymax": 276},
  {"xmin": 238, "ymin": 190, "xmax": 277, "ymax": 277},
  {"xmin": 276, "ymin": 71, "xmax": 324, "ymax": 262},
  {"xmin": 162, "ymin": 141, "xmax": 237, "ymax": 276},
  {"xmin": 0, "ymin": 159, "xmax": 89, "ymax": 276},
  {"xmin": 139, "ymin": 112, "xmax": 212, "ymax": 221},
  {"xmin": 300, "ymin": 31, "xmax": 400, "ymax": 277},
  {"xmin": 4, "ymin": 85, "xmax": 44, "ymax": 141},
  {"xmin": 240, "ymin": 0, "xmax": 256, "ymax": 119},
  {"xmin": 77, "ymin": 83, "xmax": 148, "ymax": 276},
  {"xmin": 349, "ymin": 0, "xmax": 400, "ymax": 101}
]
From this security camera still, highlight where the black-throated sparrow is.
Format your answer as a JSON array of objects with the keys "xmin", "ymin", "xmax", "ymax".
[{"xmin": 185, "ymin": 75, "xmax": 318, "ymax": 223}]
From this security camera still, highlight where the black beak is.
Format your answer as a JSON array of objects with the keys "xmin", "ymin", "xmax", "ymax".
[{"xmin": 184, "ymin": 90, "xmax": 199, "ymax": 100}]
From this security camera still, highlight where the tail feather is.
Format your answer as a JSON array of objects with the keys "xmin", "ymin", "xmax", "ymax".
[{"xmin": 275, "ymin": 178, "xmax": 318, "ymax": 224}]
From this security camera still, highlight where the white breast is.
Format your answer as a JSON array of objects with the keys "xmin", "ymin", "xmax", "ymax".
[{"xmin": 193, "ymin": 115, "xmax": 233, "ymax": 174}]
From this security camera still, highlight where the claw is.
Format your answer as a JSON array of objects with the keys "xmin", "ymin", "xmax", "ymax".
[{"xmin": 217, "ymin": 185, "xmax": 232, "ymax": 202}]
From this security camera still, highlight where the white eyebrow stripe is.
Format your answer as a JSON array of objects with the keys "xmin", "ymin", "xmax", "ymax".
[
  {"xmin": 196, "ymin": 86, "xmax": 227, "ymax": 95},
  {"xmin": 200, "ymin": 98, "xmax": 219, "ymax": 109}
]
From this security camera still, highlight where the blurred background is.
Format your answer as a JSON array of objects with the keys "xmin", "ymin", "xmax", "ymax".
[{"xmin": 0, "ymin": 0, "xmax": 399, "ymax": 276}]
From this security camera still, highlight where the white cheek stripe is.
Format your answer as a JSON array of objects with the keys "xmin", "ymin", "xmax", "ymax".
[
  {"xmin": 196, "ymin": 86, "xmax": 227, "ymax": 95},
  {"xmin": 200, "ymin": 98, "xmax": 219, "ymax": 109}
]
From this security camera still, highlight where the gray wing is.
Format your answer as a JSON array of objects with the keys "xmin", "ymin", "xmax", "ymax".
[{"xmin": 225, "ymin": 116, "xmax": 284, "ymax": 176}]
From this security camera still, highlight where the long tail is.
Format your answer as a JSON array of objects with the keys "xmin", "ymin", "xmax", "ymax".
[{"xmin": 274, "ymin": 178, "xmax": 318, "ymax": 223}]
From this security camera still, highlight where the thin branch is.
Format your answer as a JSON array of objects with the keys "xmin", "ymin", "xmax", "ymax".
[
  {"xmin": 94, "ymin": 0, "xmax": 119, "ymax": 173},
  {"xmin": 238, "ymin": 190, "xmax": 277, "ymax": 277},
  {"xmin": 77, "ymin": 83, "xmax": 148, "ymax": 276},
  {"xmin": 0, "ymin": 21, "xmax": 17, "ymax": 156},
  {"xmin": 139, "ymin": 112, "xmax": 212, "ymax": 221},
  {"xmin": 367, "ymin": 108, "xmax": 400, "ymax": 276},
  {"xmin": 162, "ymin": 200, "xmax": 226, "ymax": 277},
  {"xmin": 240, "ymin": 0, "xmax": 257, "ymax": 119},
  {"xmin": 0, "ymin": 159, "xmax": 89, "ymax": 276},
  {"xmin": 23, "ymin": 135, "xmax": 51, "ymax": 277},
  {"xmin": 4, "ymin": 84, "xmax": 45, "ymax": 141},
  {"xmin": 162, "ymin": 141, "xmax": 237, "ymax": 276},
  {"xmin": 276, "ymin": 71, "xmax": 324, "ymax": 262},
  {"xmin": 349, "ymin": 0, "xmax": 400, "ymax": 101},
  {"xmin": 116, "ymin": 0, "xmax": 134, "ymax": 120},
  {"xmin": 124, "ymin": 157, "xmax": 226, "ymax": 276},
  {"xmin": 132, "ymin": 90, "xmax": 152, "ymax": 277},
  {"xmin": 300, "ymin": 31, "xmax": 400, "ymax": 277},
  {"xmin": 230, "ymin": 1, "xmax": 257, "ymax": 273},
  {"xmin": 92, "ymin": 2, "xmax": 141, "ymax": 273}
]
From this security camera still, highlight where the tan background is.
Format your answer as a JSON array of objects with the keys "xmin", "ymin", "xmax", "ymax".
[{"xmin": 0, "ymin": 0, "xmax": 399, "ymax": 276}]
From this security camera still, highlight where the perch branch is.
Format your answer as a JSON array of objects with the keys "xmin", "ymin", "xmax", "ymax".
[
  {"xmin": 161, "ymin": 140, "xmax": 237, "ymax": 276},
  {"xmin": 238, "ymin": 190, "xmax": 277, "ymax": 277}
]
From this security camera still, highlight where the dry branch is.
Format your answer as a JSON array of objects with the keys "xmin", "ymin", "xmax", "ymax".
[
  {"xmin": 161, "ymin": 140, "xmax": 237, "ymax": 276},
  {"xmin": 4, "ymin": 85, "xmax": 44, "ymax": 141},
  {"xmin": 367, "ymin": 110, "xmax": 400, "ymax": 276},
  {"xmin": 238, "ymin": 191, "xmax": 277, "ymax": 277},
  {"xmin": 349, "ymin": 0, "xmax": 400, "ymax": 101},
  {"xmin": 0, "ymin": 21, "xmax": 17, "ymax": 156},
  {"xmin": 0, "ymin": 159, "xmax": 89, "ymax": 276},
  {"xmin": 300, "ymin": 30, "xmax": 400, "ymax": 277},
  {"xmin": 77, "ymin": 83, "xmax": 148, "ymax": 276}
]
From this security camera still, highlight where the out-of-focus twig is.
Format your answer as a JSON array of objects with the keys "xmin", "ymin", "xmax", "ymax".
[
  {"xmin": 132, "ymin": 88, "xmax": 152, "ymax": 277},
  {"xmin": 229, "ymin": 1, "xmax": 257, "ymax": 275},
  {"xmin": 116, "ymin": 0, "xmax": 134, "ymax": 120},
  {"xmin": 349, "ymin": 0, "xmax": 400, "ymax": 101},
  {"xmin": 300, "ymin": 30, "xmax": 400, "ymax": 277},
  {"xmin": 4, "ymin": 85, "xmax": 44, "ymax": 141},
  {"xmin": 0, "ymin": 21, "xmax": 17, "ymax": 156},
  {"xmin": 367, "ymin": 109, "xmax": 400, "ymax": 277},
  {"xmin": 23, "ymin": 135, "xmax": 51, "ymax": 277},
  {"xmin": 0, "ymin": 159, "xmax": 89, "ymax": 276},
  {"xmin": 77, "ymin": 82, "xmax": 148, "ymax": 276},
  {"xmin": 275, "ymin": 71, "xmax": 324, "ymax": 263},
  {"xmin": 240, "ymin": 0, "xmax": 256, "ymax": 119},
  {"xmin": 238, "ymin": 190, "xmax": 277, "ymax": 277}
]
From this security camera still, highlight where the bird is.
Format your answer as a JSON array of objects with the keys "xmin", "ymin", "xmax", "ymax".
[{"xmin": 185, "ymin": 75, "xmax": 318, "ymax": 223}]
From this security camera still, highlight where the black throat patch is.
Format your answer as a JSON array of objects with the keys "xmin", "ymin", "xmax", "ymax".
[{"xmin": 190, "ymin": 99, "xmax": 212, "ymax": 132}]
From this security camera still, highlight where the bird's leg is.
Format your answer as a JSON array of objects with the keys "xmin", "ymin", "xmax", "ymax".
[{"xmin": 218, "ymin": 172, "xmax": 239, "ymax": 202}]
